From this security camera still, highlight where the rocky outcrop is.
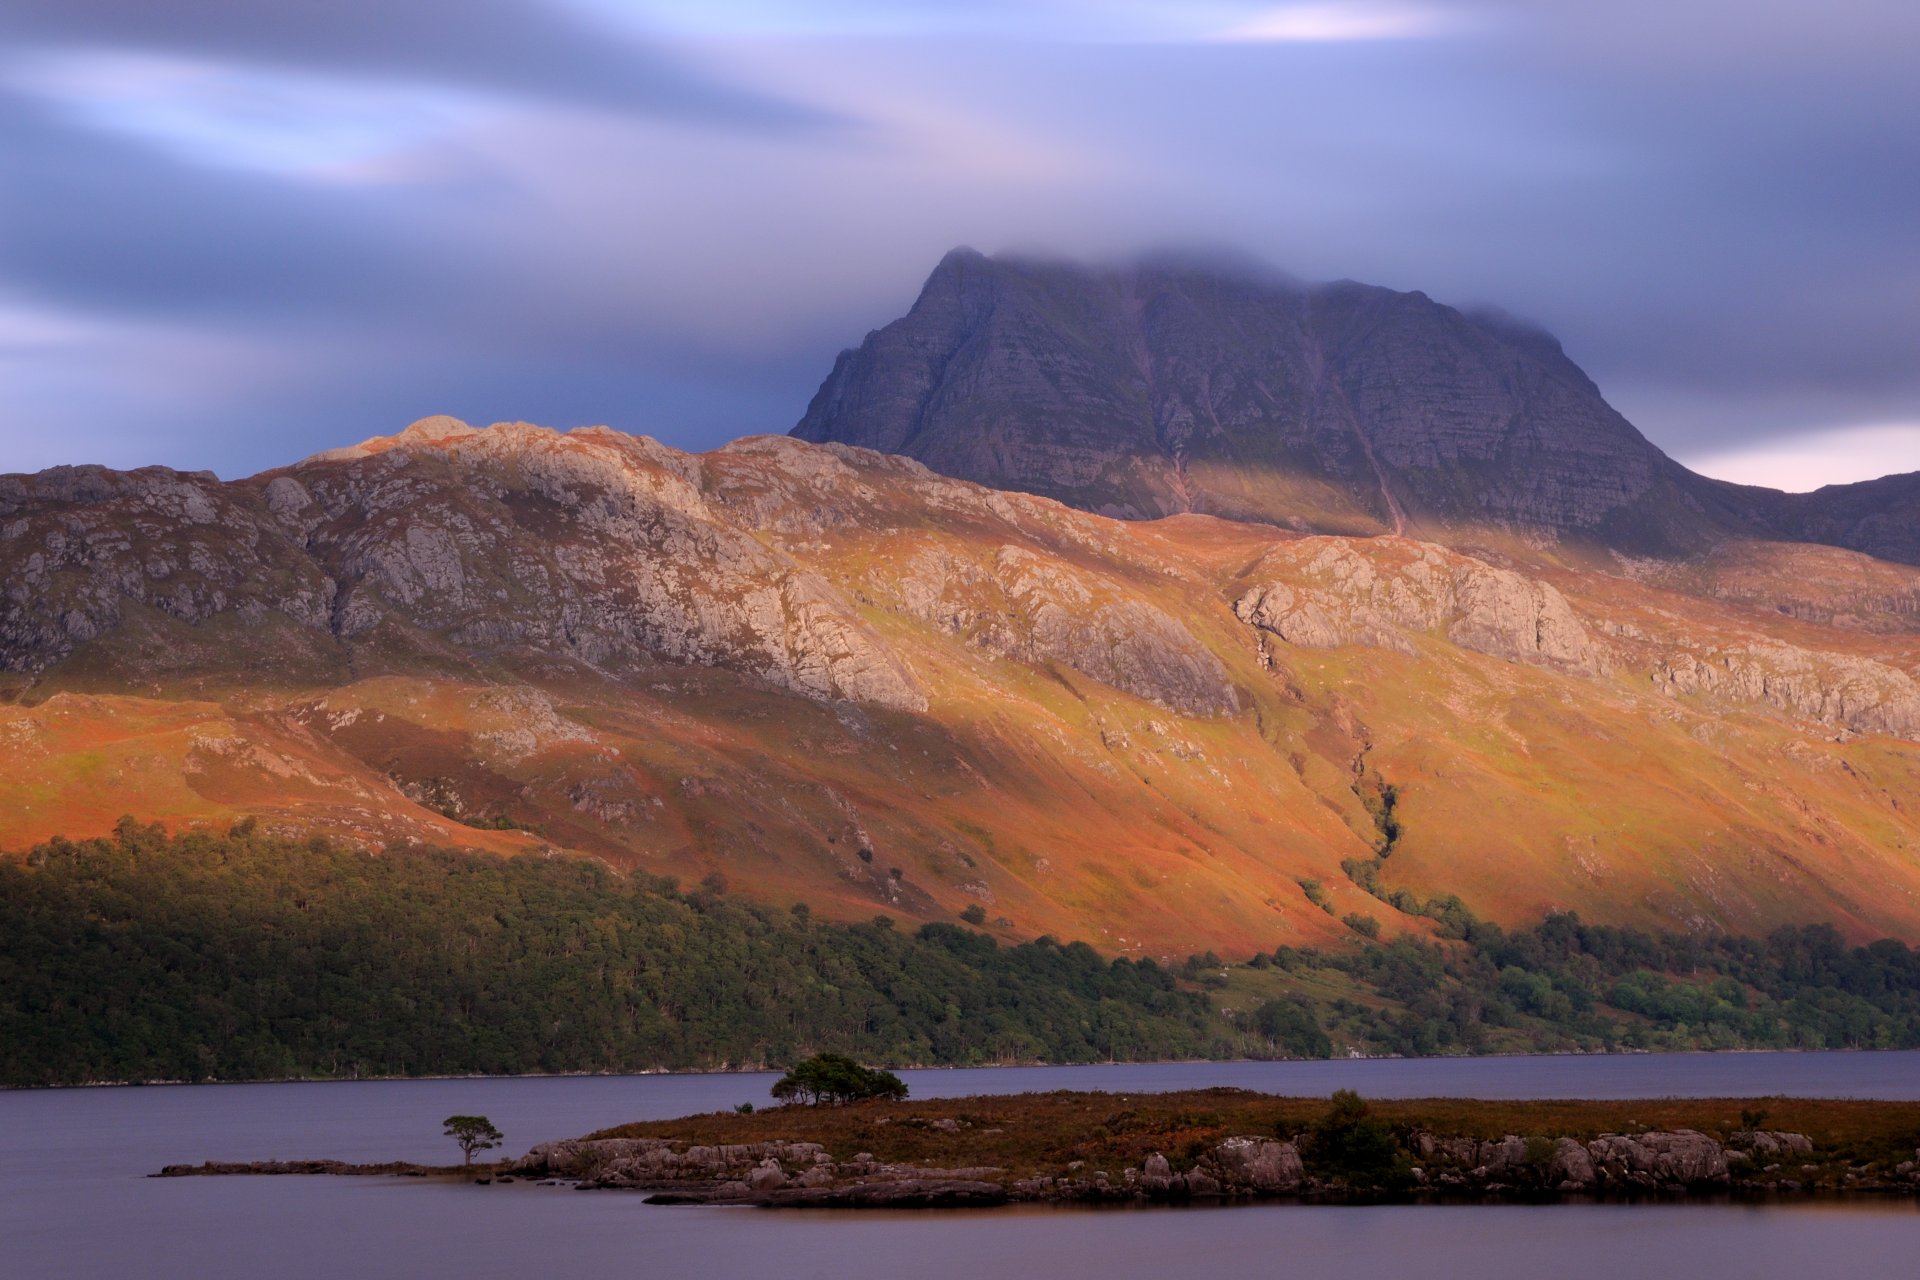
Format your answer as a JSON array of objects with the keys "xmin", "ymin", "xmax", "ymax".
[
  {"xmin": 514, "ymin": 1136, "xmax": 833, "ymax": 1185},
  {"xmin": 1233, "ymin": 538, "xmax": 1605, "ymax": 674},
  {"xmin": 1728, "ymin": 1129, "xmax": 1816, "ymax": 1159},
  {"xmin": 890, "ymin": 542, "xmax": 1238, "ymax": 714},
  {"xmin": 0, "ymin": 465, "xmax": 337, "ymax": 671},
  {"xmin": 0, "ymin": 422, "xmax": 935, "ymax": 710},
  {"xmin": 1190, "ymin": 1137, "xmax": 1305, "ymax": 1193},
  {"xmin": 1585, "ymin": 1130, "xmax": 1730, "ymax": 1187},
  {"xmin": 1411, "ymin": 1128, "xmax": 1738, "ymax": 1192},
  {"xmin": 1652, "ymin": 643, "xmax": 1920, "ymax": 739}
]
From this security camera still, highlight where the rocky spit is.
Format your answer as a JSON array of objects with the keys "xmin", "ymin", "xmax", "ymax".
[{"xmin": 159, "ymin": 1128, "xmax": 1920, "ymax": 1209}]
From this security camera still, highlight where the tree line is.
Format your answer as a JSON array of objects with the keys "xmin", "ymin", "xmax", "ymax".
[{"xmin": 0, "ymin": 821, "xmax": 1215, "ymax": 1086}]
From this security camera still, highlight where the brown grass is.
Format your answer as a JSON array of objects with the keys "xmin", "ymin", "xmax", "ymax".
[{"xmin": 587, "ymin": 1089, "xmax": 1920, "ymax": 1182}]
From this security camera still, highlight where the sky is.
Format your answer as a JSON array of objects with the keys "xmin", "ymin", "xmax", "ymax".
[{"xmin": 0, "ymin": 1, "xmax": 1916, "ymax": 491}]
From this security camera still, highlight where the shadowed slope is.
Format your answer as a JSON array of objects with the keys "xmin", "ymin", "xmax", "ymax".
[{"xmin": 795, "ymin": 250, "xmax": 1895, "ymax": 564}]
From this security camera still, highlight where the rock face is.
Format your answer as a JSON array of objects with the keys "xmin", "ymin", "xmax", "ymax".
[
  {"xmin": 891, "ymin": 542, "xmax": 1237, "ymax": 714},
  {"xmin": 1203, "ymin": 1137, "xmax": 1306, "ymax": 1193},
  {"xmin": 1412, "ymin": 1128, "xmax": 1737, "ymax": 1192},
  {"xmin": 1717, "ymin": 470, "xmax": 1920, "ymax": 567},
  {"xmin": 1232, "ymin": 538, "xmax": 1605, "ymax": 674},
  {"xmin": 501, "ymin": 1125, "xmax": 1843, "ymax": 1208},
  {"xmin": 0, "ymin": 422, "xmax": 926, "ymax": 711},
  {"xmin": 1585, "ymin": 1130, "xmax": 1730, "ymax": 1187},
  {"xmin": 13, "ymin": 417, "xmax": 1920, "ymax": 949},
  {"xmin": 1651, "ymin": 644, "xmax": 1920, "ymax": 739},
  {"xmin": 794, "ymin": 249, "xmax": 1745, "ymax": 555}
]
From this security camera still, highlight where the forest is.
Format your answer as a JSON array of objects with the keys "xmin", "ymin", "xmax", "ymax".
[
  {"xmin": 1219, "ymin": 910, "xmax": 1920, "ymax": 1057},
  {"xmin": 7, "ymin": 822, "xmax": 1920, "ymax": 1086},
  {"xmin": 0, "ymin": 822, "xmax": 1213, "ymax": 1086}
]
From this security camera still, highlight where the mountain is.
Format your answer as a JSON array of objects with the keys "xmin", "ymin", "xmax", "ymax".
[
  {"xmin": 794, "ymin": 248, "xmax": 1915, "ymax": 564},
  {"xmin": 7, "ymin": 418, "xmax": 1920, "ymax": 955}
]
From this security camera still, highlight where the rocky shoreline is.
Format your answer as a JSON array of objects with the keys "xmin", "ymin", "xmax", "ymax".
[
  {"xmin": 499, "ymin": 1124, "xmax": 1920, "ymax": 1208},
  {"xmin": 156, "ymin": 1089, "xmax": 1920, "ymax": 1208}
]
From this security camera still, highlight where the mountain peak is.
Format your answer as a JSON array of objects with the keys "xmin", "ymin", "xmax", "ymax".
[
  {"xmin": 795, "ymin": 250, "xmax": 1721, "ymax": 554},
  {"xmin": 306, "ymin": 415, "xmax": 482, "ymax": 464}
]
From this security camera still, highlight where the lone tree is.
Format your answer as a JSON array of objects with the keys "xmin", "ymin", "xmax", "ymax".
[
  {"xmin": 770, "ymin": 1053, "xmax": 908, "ymax": 1106},
  {"xmin": 443, "ymin": 1114, "xmax": 504, "ymax": 1167}
]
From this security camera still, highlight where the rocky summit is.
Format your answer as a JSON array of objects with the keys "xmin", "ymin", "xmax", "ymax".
[
  {"xmin": 7, "ymin": 417, "xmax": 1920, "ymax": 953},
  {"xmin": 795, "ymin": 249, "xmax": 1919, "ymax": 564}
]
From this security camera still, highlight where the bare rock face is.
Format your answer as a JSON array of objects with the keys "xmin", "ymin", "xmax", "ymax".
[
  {"xmin": 1586, "ymin": 1130, "xmax": 1730, "ymax": 1187},
  {"xmin": 293, "ymin": 423, "xmax": 928, "ymax": 711},
  {"xmin": 0, "ymin": 465, "xmax": 336, "ymax": 672},
  {"xmin": 1412, "ymin": 1129, "xmax": 1729, "ymax": 1192},
  {"xmin": 890, "ymin": 542, "xmax": 1238, "ymax": 714},
  {"xmin": 1652, "ymin": 643, "xmax": 1920, "ymax": 739},
  {"xmin": 794, "ymin": 249, "xmax": 1740, "ymax": 555},
  {"xmin": 1207, "ymin": 1137, "xmax": 1305, "ymax": 1192},
  {"xmin": 515, "ymin": 1137, "xmax": 830, "ymax": 1186},
  {"xmin": 1729, "ymin": 1130, "xmax": 1815, "ymax": 1158},
  {"xmin": 0, "ymin": 422, "xmax": 926, "ymax": 712},
  {"xmin": 1232, "ymin": 538, "xmax": 1605, "ymax": 674},
  {"xmin": 1548, "ymin": 1137, "xmax": 1596, "ymax": 1190}
]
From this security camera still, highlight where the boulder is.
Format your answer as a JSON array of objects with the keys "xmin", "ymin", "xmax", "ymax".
[
  {"xmin": 1180, "ymin": 1169, "xmax": 1222, "ymax": 1197},
  {"xmin": 1588, "ymin": 1130, "xmax": 1728, "ymax": 1187},
  {"xmin": 1210, "ymin": 1137, "xmax": 1305, "ymax": 1192},
  {"xmin": 746, "ymin": 1159, "xmax": 789, "ymax": 1192},
  {"xmin": 1730, "ymin": 1130, "xmax": 1815, "ymax": 1158},
  {"xmin": 1549, "ymin": 1138, "xmax": 1596, "ymax": 1190}
]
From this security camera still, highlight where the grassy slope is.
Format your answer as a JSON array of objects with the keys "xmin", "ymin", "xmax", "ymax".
[{"xmin": 7, "ymin": 454, "xmax": 1920, "ymax": 955}]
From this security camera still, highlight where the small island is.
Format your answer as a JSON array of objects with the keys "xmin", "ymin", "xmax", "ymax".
[{"xmin": 160, "ymin": 1083, "xmax": 1920, "ymax": 1209}]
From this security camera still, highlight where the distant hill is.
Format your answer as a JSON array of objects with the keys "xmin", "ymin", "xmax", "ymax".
[
  {"xmin": 795, "ymin": 248, "xmax": 1920, "ymax": 564},
  {"xmin": 7, "ymin": 418, "xmax": 1920, "ymax": 953}
]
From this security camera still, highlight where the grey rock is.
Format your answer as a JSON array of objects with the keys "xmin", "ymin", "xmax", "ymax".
[
  {"xmin": 746, "ymin": 1159, "xmax": 788, "ymax": 1192},
  {"xmin": 1586, "ymin": 1130, "xmax": 1729, "ymax": 1187},
  {"xmin": 793, "ymin": 250, "xmax": 1730, "ymax": 557},
  {"xmin": 1209, "ymin": 1137, "xmax": 1305, "ymax": 1192},
  {"xmin": 1233, "ymin": 539, "xmax": 1605, "ymax": 675},
  {"xmin": 1549, "ymin": 1137, "xmax": 1596, "ymax": 1189}
]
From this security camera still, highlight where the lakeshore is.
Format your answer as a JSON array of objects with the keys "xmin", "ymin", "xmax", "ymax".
[{"xmin": 157, "ymin": 1088, "xmax": 1920, "ymax": 1208}]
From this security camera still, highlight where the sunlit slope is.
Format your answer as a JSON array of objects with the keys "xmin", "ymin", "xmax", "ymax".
[{"xmin": 4, "ymin": 419, "xmax": 1920, "ymax": 954}]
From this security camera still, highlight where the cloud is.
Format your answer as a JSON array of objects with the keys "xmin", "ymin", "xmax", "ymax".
[
  {"xmin": 0, "ymin": 0, "xmax": 836, "ymax": 130},
  {"xmin": 0, "ymin": 1, "xmax": 1917, "ymax": 494},
  {"xmin": 1213, "ymin": 3, "xmax": 1463, "ymax": 42}
]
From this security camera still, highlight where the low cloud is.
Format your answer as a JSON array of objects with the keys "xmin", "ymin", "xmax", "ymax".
[{"xmin": 0, "ymin": 1, "xmax": 1916, "ymax": 490}]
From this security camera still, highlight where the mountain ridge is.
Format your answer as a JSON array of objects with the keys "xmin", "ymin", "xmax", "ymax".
[
  {"xmin": 7, "ymin": 418, "xmax": 1920, "ymax": 953},
  {"xmin": 795, "ymin": 248, "xmax": 1919, "ymax": 565}
]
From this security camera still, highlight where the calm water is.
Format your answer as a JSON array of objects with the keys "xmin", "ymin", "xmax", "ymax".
[{"xmin": 6, "ymin": 1053, "xmax": 1920, "ymax": 1279}]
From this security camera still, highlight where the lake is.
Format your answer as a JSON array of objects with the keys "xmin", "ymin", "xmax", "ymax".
[{"xmin": 6, "ymin": 1053, "xmax": 1919, "ymax": 1279}]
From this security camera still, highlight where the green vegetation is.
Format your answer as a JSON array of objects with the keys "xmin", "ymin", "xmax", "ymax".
[
  {"xmin": 1304, "ymin": 1089, "xmax": 1408, "ymax": 1189},
  {"xmin": 9, "ymin": 822, "xmax": 1920, "ymax": 1087},
  {"xmin": 0, "ymin": 822, "xmax": 1213, "ymax": 1086},
  {"xmin": 770, "ymin": 1053, "xmax": 908, "ymax": 1105},
  {"xmin": 1218, "ymin": 910, "xmax": 1920, "ymax": 1056},
  {"xmin": 442, "ymin": 1115, "xmax": 503, "ymax": 1166}
]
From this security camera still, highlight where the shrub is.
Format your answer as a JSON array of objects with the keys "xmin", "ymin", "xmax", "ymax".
[
  {"xmin": 960, "ymin": 904, "xmax": 988, "ymax": 925},
  {"xmin": 1305, "ymin": 1090, "xmax": 1408, "ymax": 1190},
  {"xmin": 1252, "ymin": 998, "xmax": 1333, "ymax": 1059}
]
